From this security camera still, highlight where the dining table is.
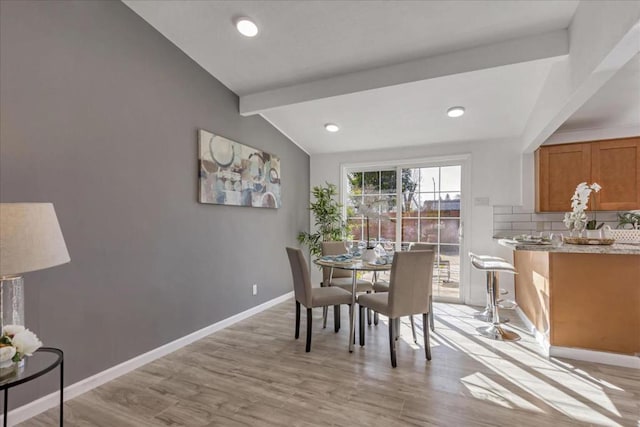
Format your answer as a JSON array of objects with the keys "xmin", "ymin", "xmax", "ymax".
[{"xmin": 314, "ymin": 257, "xmax": 392, "ymax": 352}]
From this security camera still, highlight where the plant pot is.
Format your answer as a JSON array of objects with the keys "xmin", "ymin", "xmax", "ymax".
[
  {"xmin": 603, "ymin": 226, "xmax": 640, "ymax": 244},
  {"xmin": 585, "ymin": 229, "xmax": 602, "ymax": 239},
  {"xmin": 0, "ymin": 358, "xmax": 24, "ymax": 380}
]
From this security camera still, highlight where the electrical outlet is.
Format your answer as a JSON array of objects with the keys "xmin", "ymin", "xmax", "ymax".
[{"xmin": 252, "ymin": 284, "xmax": 258, "ymax": 296}]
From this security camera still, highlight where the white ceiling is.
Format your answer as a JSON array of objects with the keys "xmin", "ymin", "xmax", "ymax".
[
  {"xmin": 124, "ymin": 0, "xmax": 584, "ymax": 154},
  {"xmin": 557, "ymin": 53, "xmax": 640, "ymax": 133},
  {"xmin": 262, "ymin": 60, "xmax": 555, "ymax": 153}
]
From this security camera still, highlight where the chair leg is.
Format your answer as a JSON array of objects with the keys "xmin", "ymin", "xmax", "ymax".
[
  {"xmin": 295, "ymin": 301, "xmax": 301, "ymax": 339},
  {"xmin": 323, "ymin": 306, "xmax": 328, "ymax": 329},
  {"xmin": 395, "ymin": 316, "xmax": 400, "ymax": 340},
  {"xmin": 389, "ymin": 318, "xmax": 397, "ymax": 368},
  {"xmin": 374, "ymin": 311, "xmax": 379, "ymax": 325},
  {"xmin": 410, "ymin": 316, "xmax": 418, "ymax": 344},
  {"xmin": 429, "ymin": 295, "xmax": 435, "ymax": 332},
  {"xmin": 366, "ymin": 291, "xmax": 372, "ymax": 325},
  {"xmin": 423, "ymin": 313, "xmax": 431, "ymax": 361},
  {"xmin": 306, "ymin": 308, "xmax": 312, "ymax": 352},
  {"xmin": 334, "ymin": 305, "xmax": 340, "ymax": 332},
  {"xmin": 359, "ymin": 305, "xmax": 365, "ymax": 346}
]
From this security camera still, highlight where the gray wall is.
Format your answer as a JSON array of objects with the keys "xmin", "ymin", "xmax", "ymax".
[{"xmin": 0, "ymin": 0, "xmax": 309, "ymax": 409}]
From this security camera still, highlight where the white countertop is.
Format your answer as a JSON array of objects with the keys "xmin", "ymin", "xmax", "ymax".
[{"xmin": 497, "ymin": 239, "xmax": 640, "ymax": 255}]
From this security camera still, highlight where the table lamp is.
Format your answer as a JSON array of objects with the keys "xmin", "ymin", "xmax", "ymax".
[{"xmin": 0, "ymin": 203, "xmax": 70, "ymax": 333}]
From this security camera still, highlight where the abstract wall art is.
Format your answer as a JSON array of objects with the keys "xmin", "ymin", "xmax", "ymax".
[{"xmin": 199, "ymin": 129, "xmax": 282, "ymax": 208}]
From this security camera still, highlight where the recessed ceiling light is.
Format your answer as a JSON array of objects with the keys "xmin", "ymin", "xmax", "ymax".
[
  {"xmin": 235, "ymin": 18, "xmax": 258, "ymax": 37},
  {"xmin": 324, "ymin": 123, "xmax": 340, "ymax": 133},
  {"xmin": 447, "ymin": 106, "xmax": 465, "ymax": 118}
]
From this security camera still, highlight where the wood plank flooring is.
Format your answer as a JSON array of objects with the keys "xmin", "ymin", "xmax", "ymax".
[{"xmin": 20, "ymin": 301, "xmax": 640, "ymax": 426}]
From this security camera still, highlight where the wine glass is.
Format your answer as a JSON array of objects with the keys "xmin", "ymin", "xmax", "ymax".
[{"xmin": 344, "ymin": 240, "xmax": 353, "ymax": 256}]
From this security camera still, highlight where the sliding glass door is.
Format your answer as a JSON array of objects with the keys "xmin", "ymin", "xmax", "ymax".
[{"xmin": 344, "ymin": 162, "xmax": 464, "ymax": 302}]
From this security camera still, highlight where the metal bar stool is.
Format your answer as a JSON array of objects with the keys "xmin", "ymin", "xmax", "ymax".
[
  {"xmin": 468, "ymin": 252, "xmax": 509, "ymax": 323},
  {"xmin": 469, "ymin": 254, "xmax": 520, "ymax": 341}
]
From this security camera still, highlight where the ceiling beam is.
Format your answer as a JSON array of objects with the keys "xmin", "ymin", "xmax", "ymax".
[
  {"xmin": 521, "ymin": 1, "xmax": 640, "ymax": 153},
  {"xmin": 240, "ymin": 29, "xmax": 568, "ymax": 116}
]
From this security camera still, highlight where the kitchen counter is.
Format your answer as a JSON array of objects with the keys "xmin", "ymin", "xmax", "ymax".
[
  {"xmin": 498, "ymin": 239, "xmax": 640, "ymax": 254},
  {"xmin": 500, "ymin": 239, "xmax": 640, "ymax": 359}
]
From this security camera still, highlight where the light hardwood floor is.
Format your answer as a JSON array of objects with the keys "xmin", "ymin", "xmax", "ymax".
[{"xmin": 20, "ymin": 301, "xmax": 640, "ymax": 426}]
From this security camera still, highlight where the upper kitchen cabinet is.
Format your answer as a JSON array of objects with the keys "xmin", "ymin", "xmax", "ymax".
[
  {"xmin": 536, "ymin": 142, "xmax": 591, "ymax": 212},
  {"xmin": 592, "ymin": 137, "xmax": 640, "ymax": 211},
  {"xmin": 535, "ymin": 137, "xmax": 640, "ymax": 212}
]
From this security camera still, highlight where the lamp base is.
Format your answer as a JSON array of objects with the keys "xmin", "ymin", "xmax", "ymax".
[{"xmin": 1, "ymin": 276, "xmax": 25, "ymax": 334}]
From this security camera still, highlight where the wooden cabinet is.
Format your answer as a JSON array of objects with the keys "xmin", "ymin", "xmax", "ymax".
[
  {"xmin": 535, "ymin": 137, "xmax": 640, "ymax": 212},
  {"xmin": 536, "ymin": 143, "xmax": 591, "ymax": 212},
  {"xmin": 592, "ymin": 138, "xmax": 640, "ymax": 210}
]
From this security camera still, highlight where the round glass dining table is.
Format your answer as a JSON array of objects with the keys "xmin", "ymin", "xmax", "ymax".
[{"xmin": 314, "ymin": 259, "xmax": 392, "ymax": 352}]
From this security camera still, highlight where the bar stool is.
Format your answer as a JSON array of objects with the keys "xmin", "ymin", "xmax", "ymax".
[
  {"xmin": 469, "ymin": 254, "xmax": 520, "ymax": 341},
  {"xmin": 468, "ymin": 252, "xmax": 509, "ymax": 323}
]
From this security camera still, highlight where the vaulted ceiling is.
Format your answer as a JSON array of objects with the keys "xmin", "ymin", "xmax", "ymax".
[{"xmin": 124, "ymin": 1, "xmax": 640, "ymax": 154}]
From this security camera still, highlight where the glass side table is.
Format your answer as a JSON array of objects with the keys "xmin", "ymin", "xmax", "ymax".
[{"xmin": 0, "ymin": 347, "xmax": 63, "ymax": 427}]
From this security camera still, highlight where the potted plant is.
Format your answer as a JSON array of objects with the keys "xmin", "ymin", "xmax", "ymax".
[
  {"xmin": 298, "ymin": 183, "xmax": 348, "ymax": 259},
  {"xmin": 563, "ymin": 182, "xmax": 601, "ymax": 237},
  {"xmin": 616, "ymin": 211, "xmax": 640, "ymax": 229},
  {"xmin": 602, "ymin": 211, "xmax": 640, "ymax": 244}
]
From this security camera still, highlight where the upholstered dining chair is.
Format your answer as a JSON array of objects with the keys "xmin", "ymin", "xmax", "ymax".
[
  {"xmin": 321, "ymin": 241, "xmax": 374, "ymax": 327},
  {"xmin": 358, "ymin": 250, "xmax": 435, "ymax": 367},
  {"xmin": 286, "ymin": 247, "xmax": 352, "ymax": 352},
  {"xmin": 373, "ymin": 243, "xmax": 436, "ymax": 334},
  {"xmin": 321, "ymin": 241, "xmax": 373, "ymax": 292}
]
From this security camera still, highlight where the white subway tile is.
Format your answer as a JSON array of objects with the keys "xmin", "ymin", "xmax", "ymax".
[
  {"xmin": 493, "ymin": 206, "xmax": 513, "ymax": 214},
  {"xmin": 493, "ymin": 222, "xmax": 512, "ymax": 230},
  {"xmin": 592, "ymin": 212, "xmax": 619, "ymax": 222},
  {"xmin": 551, "ymin": 222, "xmax": 568, "ymax": 231},
  {"xmin": 512, "ymin": 206, "xmax": 534, "ymax": 214},
  {"xmin": 494, "ymin": 214, "xmax": 532, "ymax": 222},
  {"xmin": 512, "ymin": 222, "xmax": 537, "ymax": 229},
  {"xmin": 532, "ymin": 213, "xmax": 566, "ymax": 222}
]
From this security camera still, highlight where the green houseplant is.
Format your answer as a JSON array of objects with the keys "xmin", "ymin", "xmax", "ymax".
[
  {"xmin": 298, "ymin": 183, "xmax": 348, "ymax": 258},
  {"xmin": 617, "ymin": 211, "xmax": 640, "ymax": 229}
]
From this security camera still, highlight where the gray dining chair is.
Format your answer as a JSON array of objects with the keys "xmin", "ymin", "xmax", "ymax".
[
  {"xmin": 358, "ymin": 250, "xmax": 435, "ymax": 367},
  {"xmin": 286, "ymin": 247, "xmax": 352, "ymax": 352},
  {"xmin": 321, "ymin": 241, "xmax": 373, "ymax": 292},
  {"xmin": 321, "ymin": 241, "xmax": 373, "ymax": 327},
  {"xmin": 373, "ymin": 243, "xmax": 436, "ymax": 334}
]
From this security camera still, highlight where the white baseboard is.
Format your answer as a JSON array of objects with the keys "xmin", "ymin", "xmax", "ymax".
[
  {"xmin": 2, "ymin": 291, "xmax": 294, "ymax": 426},
  {"xmin": 549, "ymin": 346, "xmax": 640, "ymax": 370},
  {"xmin": 514, "ymin": 306, "xmax": 550, "ymax": 353},
  {"xmin": 514, "ymin": 307, "xmax": 639, "ymax": 369}
]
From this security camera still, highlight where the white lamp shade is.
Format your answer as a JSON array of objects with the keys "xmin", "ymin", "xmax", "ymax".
[{"xmin": 0, "ymin": 203, "xmax": 70, "ymax": 277}]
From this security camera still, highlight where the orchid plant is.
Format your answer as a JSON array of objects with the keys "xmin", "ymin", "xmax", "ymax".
[
  {"xmin": 0, "ymin": 325, "xmax": 42, "ymax": 368},
  {"xmin": 563, "ymin": 182, "xmax": 601, "ymax": 235},
  {"xmin": 355, "ymin": 195, "xmax": 389, "ymax": 249}
]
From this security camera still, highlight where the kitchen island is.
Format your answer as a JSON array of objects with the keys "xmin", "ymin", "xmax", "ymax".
[{"xmin": 498, "ymin": 240, "xmax": 640, "ymax": 362}]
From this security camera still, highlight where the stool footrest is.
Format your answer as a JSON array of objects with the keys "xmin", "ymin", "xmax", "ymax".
[{"xmin": 477, "ymin": 325, "xmax": 521, "ymax": 341}]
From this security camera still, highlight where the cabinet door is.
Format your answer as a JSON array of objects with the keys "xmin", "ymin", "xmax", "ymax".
[
  {"xmin": 592, "ymin": 137, "xmax": 640, "ymax": 211},
  {"xmin": 536, "ymin": 143, "xmax": 591, "ymax": 212}
]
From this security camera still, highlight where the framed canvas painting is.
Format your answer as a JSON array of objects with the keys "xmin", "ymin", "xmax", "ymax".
[{"xmin": 199, "ymin": 129, "xmax": 281, "ymax": 208}]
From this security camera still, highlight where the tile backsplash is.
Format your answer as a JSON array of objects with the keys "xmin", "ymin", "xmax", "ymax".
[{"xmin": 493, "ymin": 206, "xmax": 622, "ymax": 238}]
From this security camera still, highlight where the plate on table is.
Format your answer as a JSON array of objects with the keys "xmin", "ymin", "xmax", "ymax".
[
  {"xmin": 513, "ymin": 236, "xmax": 551, "ymax": 245},
  {"xmin": 320, "ymin": 254, "xmax": 353, "ymax": 263},
  {"xmin": 366, "ymin": 259, "xmax": 390, "ymax": 266}
]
